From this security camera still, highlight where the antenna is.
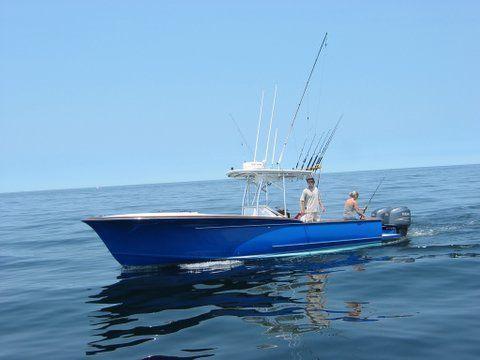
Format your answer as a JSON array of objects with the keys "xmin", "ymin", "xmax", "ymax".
[
  {"xmin": 264, "ymin": 85, "xmax": 277, "ymax": 163},
  {"xmin": 277, "ymin": 32, "xmax": 328, "ymax": 165},
  {"xmin": 271, "ymin": 128, "xmax": 278, "ymax": 166},
  {"xmin": 253, "ymin": 90, "xmax": 265, "ymax": 162}
]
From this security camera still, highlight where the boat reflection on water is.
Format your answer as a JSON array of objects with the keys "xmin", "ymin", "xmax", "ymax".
[{"xmin": 86, "ymin": 254, "xmax": 384, "ymax": 356}]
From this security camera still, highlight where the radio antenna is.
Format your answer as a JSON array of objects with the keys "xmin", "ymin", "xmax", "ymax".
[
  {"xmin": 264, "ymin": 85, "xmax": 277, "ymax": 163},
  {"xmin": 253, "ymin": 90, "xmax": 265, "ymax": 162}
]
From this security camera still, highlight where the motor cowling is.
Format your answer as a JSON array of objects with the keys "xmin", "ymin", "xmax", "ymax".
[
  {"xmin": 370, "ymin": 207, "xmax": 392, "ymax": 225},
  {"xmin": 371, "ymin": 206, "xmax": 411, "ymax": 236}
]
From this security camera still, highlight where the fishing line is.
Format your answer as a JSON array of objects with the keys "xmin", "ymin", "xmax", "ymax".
[{"xmin": 229, "ymin": 114, "xmax": 254, "ymax": 157}]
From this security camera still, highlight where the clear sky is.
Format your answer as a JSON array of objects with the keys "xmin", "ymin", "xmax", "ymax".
[{"xmin": 1, "ymin": 1, "xmax": 479, "ymax": 193}]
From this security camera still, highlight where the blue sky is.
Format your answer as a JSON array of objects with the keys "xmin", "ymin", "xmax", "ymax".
[{"xmin": 1, "ymin": 1, "xmax": 479, "ymax": 192}]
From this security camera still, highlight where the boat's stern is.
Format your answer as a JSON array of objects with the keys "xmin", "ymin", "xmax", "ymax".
[{"xmin": 372, "ymin": 206, "xmax": 412, "ymax": 242}]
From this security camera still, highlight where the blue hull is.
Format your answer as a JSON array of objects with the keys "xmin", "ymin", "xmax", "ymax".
[{"xmin": 84, "ymin": 215, "xmax": 403, "ymax": 266}]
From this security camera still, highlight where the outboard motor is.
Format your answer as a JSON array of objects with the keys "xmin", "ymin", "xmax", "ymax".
[
  {"xmin": 371, "ymin": 207, "xmax": 392, "ymax": 225},
  {"xmin": 389, "ymin": 207, "xmax": 411, "ymax": 236},
  {"xmin": 371, "ymin": 206, "xmax": 411, "ymax": 237}
]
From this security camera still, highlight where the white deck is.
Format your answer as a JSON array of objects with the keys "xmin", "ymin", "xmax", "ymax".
[{"xmin": 103, "ymin": 212, "xmax": 204, "ymax": 218}]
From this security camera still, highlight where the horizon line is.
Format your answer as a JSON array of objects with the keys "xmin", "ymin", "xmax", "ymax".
[{"xmin": 1, "ymin": 162, "xmax": 478, "ymax": 196}]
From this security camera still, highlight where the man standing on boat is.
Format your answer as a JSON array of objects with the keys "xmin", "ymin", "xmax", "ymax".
[{"xmin": 300, "ymin": 176, "xmax": 326, "ymax": 222}]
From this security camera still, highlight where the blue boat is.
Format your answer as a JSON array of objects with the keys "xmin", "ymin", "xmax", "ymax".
[
  {"xmin": 83, "ymin": 36, "xmax": 411, "ymax": 266},
  {"xmin": 84, "ymin": 167, "xmax": 411, "ymax": 266}
]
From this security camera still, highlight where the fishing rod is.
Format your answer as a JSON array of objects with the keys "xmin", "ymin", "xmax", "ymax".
[
  {"xmin": 300, "ymin": 134, "xmax": 317, "ymax": 169},
  {"xmin": 229, "ymin": 114, "xmax": 254, "ymax": 157},
  {"xmin": 319, "ymin": 115, "xmax": 342, "ymax": 156},
  {"xmin": 309, "ymin": 129, "xmax": 331, "ymax": 170},
  {"xmin": 277, "ymin": 32, "xmax": 328, "ymax": 165},
  {"xmin": 305, "ymin": 131, "xmax": 325, "ymax": 170},
  {"xmin": 300, "ymin": 133, "xmax": 317, "ymax": 169},
  {"xmin": 363, "ymin": 177, "xmax": 386, "ymax": 213},
  {"xmin": 313, "ymin": 114, "xmax": 343, "ymax": 169},
  {"xmin": 295, "ymin": 137, "xmax": 309, "ymax": 169},
  {"xmin": 305, "ymin": 132, "xmax": 325, "ymax": 169}
]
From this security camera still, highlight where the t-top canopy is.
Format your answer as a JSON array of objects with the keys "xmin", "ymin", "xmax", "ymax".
[{"xmin": 227, "ymin": 168, "xmax": 313, "ymax": 181}]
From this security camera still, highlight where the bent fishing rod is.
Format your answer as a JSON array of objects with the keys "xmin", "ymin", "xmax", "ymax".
[{"xmin": 364, "ymin": 177, "xmax": 386, "ymax": 213}]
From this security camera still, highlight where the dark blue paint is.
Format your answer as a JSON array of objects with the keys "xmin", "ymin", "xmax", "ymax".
[{"xmin": 84, "ymin": 217, "xmax": 397, "ymax": 265}]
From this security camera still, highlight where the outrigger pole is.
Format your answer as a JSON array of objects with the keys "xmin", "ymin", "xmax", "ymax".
[{"xmin": 277, "ymin": 32, "xmax": 328, "ymax": 165}]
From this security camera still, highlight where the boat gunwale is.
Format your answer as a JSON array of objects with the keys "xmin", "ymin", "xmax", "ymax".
[{"xmin": 82, "ymin": 214, "xmax": 382, "ymax": 225}]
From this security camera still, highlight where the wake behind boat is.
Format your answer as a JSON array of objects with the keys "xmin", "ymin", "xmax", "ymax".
[{"xmin": 83, "ymin": 33, "xmax": 411, "ymax": 266}]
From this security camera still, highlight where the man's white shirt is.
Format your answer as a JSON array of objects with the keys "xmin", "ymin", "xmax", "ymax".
[{"xmin": 300, "ymin": 187, "xmax": 320, "ymax": 213}]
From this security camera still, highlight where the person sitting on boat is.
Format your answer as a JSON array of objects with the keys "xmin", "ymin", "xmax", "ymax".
[
  {"xmin": 299, "ymin": 176, "xmax": 326, "ymax": 223},
  {"xmin": 343, "ymin": 191, "xmax": 366, "ymax": 220}
]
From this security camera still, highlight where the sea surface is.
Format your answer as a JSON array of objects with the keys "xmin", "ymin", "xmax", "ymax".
[{"xmin": 1, "ymin": 164, "xmax": 479, "ymax": 359}]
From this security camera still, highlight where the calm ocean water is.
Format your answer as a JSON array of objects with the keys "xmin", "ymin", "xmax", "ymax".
[{"xmin": 1, "ymin": 164, "xmax": 479, "ymax": 359}]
